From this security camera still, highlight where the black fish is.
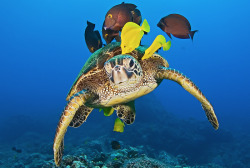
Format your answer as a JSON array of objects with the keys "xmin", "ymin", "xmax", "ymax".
[
  {"xmin": 111, "ymin": 140, "xmax": 121, "ymax": 150},
  {"xmin": 157, "ymin": 14, "xmax": 198, "ymax": 40},
  {"xmin": 102, "ymin": 22, "xmax": 120, "ymax": 44},
  {"xmin": 85, "ymin": 21, "xmax": 103, "ymax": 53},
  {"xmin": 12, "ymin": 147, "xmax": 22, "ymax": 153}
]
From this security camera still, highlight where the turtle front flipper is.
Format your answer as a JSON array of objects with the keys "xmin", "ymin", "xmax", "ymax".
[
  {"xmin": 69, "ymin": 105, "xmax": 94, "ymax": 128},
  {"xmin": 53, "ymin": 90, "xmax": 93, "ymax": 166},
  {"xmin": 113, "ymin": 101, "xmax": 136, "ymax": 125},
  {"xmin": 156, "ymin": 67, "xmax": 219, "ymax": 130}
]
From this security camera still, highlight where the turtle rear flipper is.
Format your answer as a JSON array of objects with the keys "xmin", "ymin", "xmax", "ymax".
[
  {"xmin": 53, "ymin": 90, "xmax": 94, "ymax": 166},
  {"xmin": 69, "ymin": 105, "xmax": 94, "ymax": 128},
  {"xmin": 156, "ymin": 67, "xmax": 219, "ymax": 130},
  {"xmin": 114, "ymin": 101, "xmax": 136, "ymax": 125}
]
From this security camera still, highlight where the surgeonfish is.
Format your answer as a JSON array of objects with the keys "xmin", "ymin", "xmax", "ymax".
[
  {"xmin": 12, "ymin": 147, "xmax": 22, "ymax": 153},
  {"xmin": 142, "ymin": 35, "xmax": 171, "ymax": 60},
  {"xmin": 113, "ymin": 118, "xmax": 125, "ymax": 133},
  {"xmin": 104, "ymin": 2, "xmax": 137, "ymax": 31},
  {"xmin": 103, "ymin": 107, "xmax": 115, "ymax": 116},
  {"xmin": 121, "ymin": 19, "xmax": 150, "ymax": 54},
  {"xmin": 111, "ymin": 141, "xmax": 121, "ymax": 150},
  {"xmin": 102, "ymin": 22, "xmax": 120, "ymax": 44},
  {"xmin": 157, "ymin": 14, "xmax": 198, "ymax": 40},
  {"xmin": 99, "ymin": 107, "xmax": 115, "ymax": 116},
  {"xmin": 84, "ymin": 21, "xmax": 103, "ymax": 53}
]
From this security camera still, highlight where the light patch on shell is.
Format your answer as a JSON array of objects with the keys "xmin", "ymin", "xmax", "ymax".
[{"xmin": 101, "ymin": 83, "xmax": 158, "ymax": 107}]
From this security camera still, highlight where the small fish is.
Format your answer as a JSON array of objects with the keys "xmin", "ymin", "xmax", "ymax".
[
  {"xmin": 12, "ymin": 147, "xmax": 22, "ymax": 153},
  {"xmin": 102, "ymin": 22, "xmax": 120, "ymax": 44},
  {"xmin": 157, "ymin": 14, "xmax": 198, "ymax": 40},
  {"xmin": 104, "ymin": 2, "xmax": 137, "ymax": 31},
  {"xmin": 121, "ymin": 19, "xmax": 150, "ymax": 54},
  {"xmin": 103, "ymin": 107, "xmax": 115, "ymax": 116},
  {"xmin": 113, "ymin": 118, "xmax": 125, "ymax": 132},
  {"xmin": 84, "ymin": 21, "xmax": 103, "ymax": 53},
  {"xmin": 142, "ymin": 35, "xmax": 171, "ymax": 60},
  {"xmin": 111, "ymin": 140, "xmax": 121, "ymax": 150},
  {"xmin": 99, "ymin": 107, "xmax": 115, "ymax": 116}
]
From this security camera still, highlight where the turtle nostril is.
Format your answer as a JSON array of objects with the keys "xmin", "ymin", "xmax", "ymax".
[{"xmin": 114, "ymin": 65, "xmax": 120, "ymax": 71}]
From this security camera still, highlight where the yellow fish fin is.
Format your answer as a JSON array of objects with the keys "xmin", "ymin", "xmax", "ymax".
[
  {"xmin": 154, "ymin": 35, "xmax": 171, "ymax": 51},
  {"xmin": 113, "ymin": 118, "xmax": 125, "ymax": 133},
  {"xmin": 140, "ymin": 19, "xmax": 150, "ymax": 33},
  {"xmin": 162, "ymin": 40, "xmax": 171, "ymax": 51},
  {"xmin": 142, "ymin": 35, "xmax": 171, "ymax": 60},
  {"xmin": 103, "ymin": 107, "xmax": 115, "ymax": 116}
]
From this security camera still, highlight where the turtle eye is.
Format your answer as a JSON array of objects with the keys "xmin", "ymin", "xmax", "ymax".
[
  {"xmin": 108, "ymin": 14, "xmax": 112, "ymax": 18},
  {"xmin": 129, "ymin": 59, "xmax": 134, "ymax": 67}
]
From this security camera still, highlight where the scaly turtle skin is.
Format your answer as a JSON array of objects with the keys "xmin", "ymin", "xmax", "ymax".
[{"xmin": 53, "ymin": 42, "xmax": 219, "ymax": 166}]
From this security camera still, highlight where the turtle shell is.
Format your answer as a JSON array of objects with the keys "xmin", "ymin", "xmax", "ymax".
[{"xmin": 66, "ymin": 42, "xmax": 148, "ymax": 100}]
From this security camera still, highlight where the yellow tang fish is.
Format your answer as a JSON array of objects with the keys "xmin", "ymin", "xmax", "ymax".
[
  {"xmin": 113, "ymin": 118, "xmax": 125, "ymax": 132},
  {"xmin": 142, "ymin": 35, "xmax": 171, "ymax": 60},
  {"xmin": 121, "ymin": 19, "xmax": 150, "ymax": 54},
  {"xmin": 99, "ymin": 107, "xmax": 115, "ymax": 116}
]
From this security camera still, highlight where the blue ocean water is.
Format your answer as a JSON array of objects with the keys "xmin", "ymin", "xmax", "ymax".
[{"xmin": 0, "ymin": 0, "xmax": 250, "ymax": 167}]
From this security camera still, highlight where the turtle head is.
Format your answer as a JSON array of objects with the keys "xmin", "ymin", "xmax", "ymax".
[{"xmin": 104, "ymin": 55, "xmax": 143, "ymax": 88}]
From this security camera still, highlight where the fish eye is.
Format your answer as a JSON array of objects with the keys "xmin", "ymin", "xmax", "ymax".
[
  {"xmin": 129, "ymin": 59, "xmax": 134, "ymax": 67},
  {"xmin": 105, "ymin": 34, "xmax": 108, "ymax": 38},
  {"xmin": 108, "ymin": 14, "xmax": 112, "ymax": 18}
]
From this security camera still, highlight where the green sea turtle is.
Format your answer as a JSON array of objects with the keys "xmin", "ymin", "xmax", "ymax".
[{"xmin": 53, "ymin": 42, "xmax": 219, "ymax": 166}]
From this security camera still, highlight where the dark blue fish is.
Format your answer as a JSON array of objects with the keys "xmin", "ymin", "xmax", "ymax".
[
  {"xmin": 12, "ymin": 147, "xmax": 22, "ymax": 153},
  {"xmin": 85, "ymin": 21, "xmax": 103, "ymax": 53},
  {"xmin": 111, "ymin": 140, "xmax": 121, "ymax": 150}
]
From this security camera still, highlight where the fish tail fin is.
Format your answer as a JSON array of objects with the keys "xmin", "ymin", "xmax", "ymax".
[
  {"xmin": 190, "ymin": 30, "xmax": 198, "ymax": 40},
  {"xmin": 141, "ymin": 19, "xmax": 150, "ymax": 33},
  {"xmin": 87, "ymin": 21, "xmax": 95, "ymax": 30},
  {"xmin": 87, "ymin": 21, "xmax": 95, "ymax": 27},
  {"xmin": 156, "ymin": 35, "xmax": 171, "ymax": 51},
  {"xmin": 162, "ymin": 40, "xmax": 171, "ymax": 51}
]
